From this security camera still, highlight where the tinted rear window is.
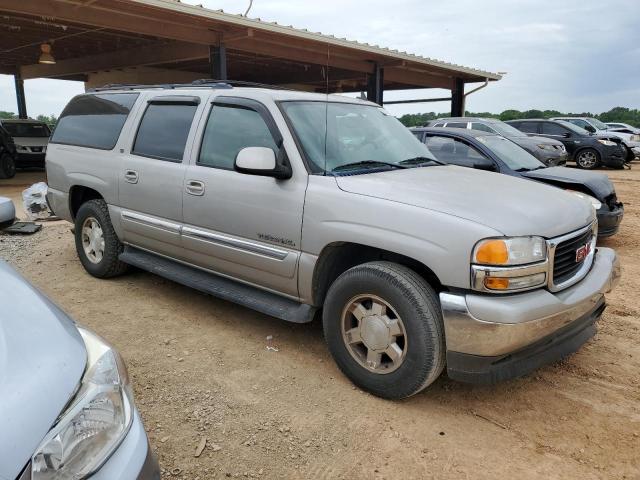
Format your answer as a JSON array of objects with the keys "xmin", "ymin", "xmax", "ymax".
[
  {"xmin": 51, "ymin": 93, "xmax": 138, "ymax": 149},
  {"xmin": 3, "ymin": 122, "xmax": 50, "ymax": 138},
  {"xmin": 132, "ymin": 103, "xmax": 197, "ymax": 161}
]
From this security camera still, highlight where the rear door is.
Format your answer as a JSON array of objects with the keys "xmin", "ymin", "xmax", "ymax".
[
  {"xmin": 118, "ymin": 94, "xmax": 202, "ymax": 258},
  {"xmin": 540, "ymin": 122, "xmax": 577, "ymax": 156},
  {"xmin": 181, "ymin": 96, "xmax": 306, "ymax": 297}
]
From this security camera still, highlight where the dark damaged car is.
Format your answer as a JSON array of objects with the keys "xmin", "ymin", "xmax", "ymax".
[{"xmin": 411, "ymin": 127, "xmax": 624, "ymax": 237}]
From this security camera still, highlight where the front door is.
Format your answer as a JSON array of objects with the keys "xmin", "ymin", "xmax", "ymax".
[
  {"xmin": 118, "ymin": 94, "xmax": 201, "ymax": 258},
  {"xmin": 182, "ymin": 97, "xmax": 306, "ymax": 297}
]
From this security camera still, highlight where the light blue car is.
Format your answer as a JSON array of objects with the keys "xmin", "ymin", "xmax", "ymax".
[{"xmin": 0, "ymin": 261, "xmax": 160, "ymax": 480}]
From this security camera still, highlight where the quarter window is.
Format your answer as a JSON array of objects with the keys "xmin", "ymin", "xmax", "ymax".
[
  {"xmin": 471, "ymin": 122, "xmax": 495, "ymax": 133},
  {"xmin": 542, "ymin": 122, "xmax": 568, "ymax": 136},
  {"xmin": 198, "ymin": 104, "xmax": 278, "ymax": 170},
  {"xmin": 132, "ymin": 102, "xmax": 197, "ymax": 161},
  {"xmin": 50, "ymin": 93, "xmax": 138, "ymax": 150}
]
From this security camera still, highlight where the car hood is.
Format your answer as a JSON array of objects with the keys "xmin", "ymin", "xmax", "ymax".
[
  {"xmin": 0, "ymin": 262, "xmax": 86, "ymax": 480},
  {"xmin": 509, "ymin": 135, "xmax": 563, "ymax": 148},
  {"xmin": 335, "ymin": 165, "xmax": 595, "ymax": 237},
  {"xmin": 10, "ymin": 137, "xmax": 49, "ymax": 147},
  {"xmin": 521, "ymin": 167, "xmax": 615, "ymax": 201}
]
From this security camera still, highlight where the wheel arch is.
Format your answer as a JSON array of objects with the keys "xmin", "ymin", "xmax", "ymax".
[
  {"xmin": 69, "ymin": 185, "xmax": 105, "ymax": 220},
  {"xmin": 310, "ymin": 242, "xmax": 443, "ymax": 307}
]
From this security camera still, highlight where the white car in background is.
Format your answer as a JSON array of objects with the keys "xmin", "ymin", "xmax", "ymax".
[
  {"xmin": 552, "ymin": 117, "xmax": 640, "ymax": 160},
  {"xmin": 606, "ymin": 122, "xmax": 640, "ymax": 135},
  {"xmin": 0, "ymin": 119, "xmax": 51, "ymax": 169}
]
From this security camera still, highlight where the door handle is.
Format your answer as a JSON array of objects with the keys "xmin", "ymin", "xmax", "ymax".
[
  {"xmin": 186, "ymin": 180, "xmax": 205, "ymax": 196},
  {"xmin": 124, "ymin": 170, "xmax": 139, "ymax": 184}
]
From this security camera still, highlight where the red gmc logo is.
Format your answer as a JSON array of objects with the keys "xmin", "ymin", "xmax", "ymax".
[{"xmin": 576, "ymin": 243, "xmax": 592, "ymax": 263}]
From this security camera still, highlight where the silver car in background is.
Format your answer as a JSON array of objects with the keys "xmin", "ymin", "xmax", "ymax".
[{"xmin": 0, "ymin": 261, "xmax": 159, "ymax": 480}]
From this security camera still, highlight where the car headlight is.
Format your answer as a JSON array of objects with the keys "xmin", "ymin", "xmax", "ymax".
[
  {"xmin": 16, "ymin": 144, "xmax": 27, "ymax": 151},
  {"xmin": 630, "ymin": 134, "xmax": 640, "ymax": 142},
  {"xmin": 472, "ymin": 237, "xmax": 548, "ymax": 292},
  {"xmin": 473, "ymin": 237, "xmax": 547, "ymax": 266},
  {"xmin": 567, "ymin": 190, "xmax": 602, "ymax": 210},
  {"xmin": 597, "ymin": 139, "xmax": 617, "ymax": 146},
  {"xmin": 537, "ymin": 144, "xmax": 555, "ymax": 150},
  {"xmin": 31, "ymin": 327, "xmax": 133, "ymax": 479}
]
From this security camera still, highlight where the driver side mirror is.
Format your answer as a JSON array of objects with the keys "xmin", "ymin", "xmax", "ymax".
[
  {"xmin": 234, "ymin": 147, "xmax": 292, "ymax": 180},
  {"xmin": 584, "ymin": 125, "xmax": 596, "ymax": 133},
  {"xmin": 562, "ymin": 132, "xmax": 571, "ymax": 138},
  {"xmin": 473, "ymin": 157, "xmax": 497, "ymax": 171}
]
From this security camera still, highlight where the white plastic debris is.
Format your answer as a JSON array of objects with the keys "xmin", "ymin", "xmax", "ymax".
[
  {"xmin": 22, "ymin": 182, "xmax": 50, "ymax": 220},
  {"xmin": 266, "ymin": 335, "xmax": 279, "ymax": 352}
]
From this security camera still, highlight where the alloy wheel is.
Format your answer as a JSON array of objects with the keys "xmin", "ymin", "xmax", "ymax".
[
  {"xmin": 81, "ymin": 217, "xmax": 105, "ymax": 264},
  {"xmin": 340, "ymin": 294, "xmax": 407, "ymax": 374}
]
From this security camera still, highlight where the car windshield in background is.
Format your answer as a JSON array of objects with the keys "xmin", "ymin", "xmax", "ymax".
[
  {"xmin": 3, "ymin": 122, "xmax": 50, "ymax": 137},
  {"xmin": 477, "ymin": 135, "xmax": 544, "ymax": 171},
  {"xmin": 589, "ymin": 118, "xmax": 609, "ymax": 130},
  {"xmin": 556, "ymin": 120, "xmax": 591, "ymax": 135},
  {"xmin": 281, "ymin": 101, "xmax": 437, "ymax": 174},
  {"xmin": 486, "ymin": 121, "xmax": 527, "ymax": 137}
]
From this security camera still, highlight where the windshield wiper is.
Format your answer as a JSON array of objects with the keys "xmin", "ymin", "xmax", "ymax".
[
  {"xmin": 398, "ymin": 156, "xmax": 443, "ymax": 167},
  {"xmin": 332, "ymin": 160, "xmax": 408, "ymax": 172}
]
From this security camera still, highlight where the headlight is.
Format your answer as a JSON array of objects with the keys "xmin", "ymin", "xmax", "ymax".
[
  {"xmin": 472, "ymin": 237, "xmax": 548, "ymax": 292},
  {"xmin": 630, "ymin": 134, "xmax": 640, "ymax": 142},
  {"xmin": 597, "ymin": 139, "xmax": 617, "ymax": 146},
  {"xmin": 567, "ymin": 190, "xmax": 602, "ymax": 210},
  {"xmin": 31, "ymin": 327, "xmax": 133, "ymax": 479},
  {"xmin": 16, "ymin": 144, "xmax": 27, "ymax": 151},
  {"xmin": 473, "ymin": 237, "xmax": 547, "ymax": 266},
  {"xmin": 537, "ymin": 144, "xmax": 555, "ymax": 150}
]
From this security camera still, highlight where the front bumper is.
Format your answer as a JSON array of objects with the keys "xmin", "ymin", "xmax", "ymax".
[
  {"xmin": 596, "ymin": 204, "xmax": 624, "ymax": 237},
  {"xmin": 600, "ymin": 146, "xmax": 626, "ymax": 168},
  {"xmin": 15, "ymin": 152, "xmax": 45, "ymax": 168},
  {"xmin": 632, "ymin": 146, "xmax": 640, "ymax": 158},
  {"xmin": 440, "ymin": 247, "xmax": 620, "ymax": 383},
  {"xmin": 90, "ymin": 409, "xmax": 160, "ymax": 480},
  {"xmin": 535, "ymin": 150, "xmax": 567, "ymax": 167}
]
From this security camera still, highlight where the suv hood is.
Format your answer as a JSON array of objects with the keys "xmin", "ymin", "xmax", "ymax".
[
  {"xmin": 0, "ymin": 262, "xmax": 86, "ymax": 480},
  {"xmin": 335, "ymin": 165, "xmax": 594, "ymax": 237},
  {"xmin": 521, "ymin": 167, "xmax": 615, "ymax": 201}
]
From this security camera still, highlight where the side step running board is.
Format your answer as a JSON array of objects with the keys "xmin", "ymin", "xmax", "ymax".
[{"xmin": 119, "ymin": 246, "xmax": 316, "ymax": 323}]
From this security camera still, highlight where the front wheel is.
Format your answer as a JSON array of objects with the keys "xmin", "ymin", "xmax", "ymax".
[
  {"xmin": 323, "ymin": 262, "xmax": 445, "ymax": 399},
  {"xmin": 74, "ymin": 199, "xmax": 129, "ymax": 278},
  {"xmin": 0, "ymin": 153, "xmax": 16, "ymax": 179},
  {"xmin": 575, "ymin": 148, "xmax": 600, "ymax": 170}
]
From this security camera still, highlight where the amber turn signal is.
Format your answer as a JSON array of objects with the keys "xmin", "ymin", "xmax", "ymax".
[{"xmin": 474, "ymin": 240, "xmax": 509, "ymax": 265}]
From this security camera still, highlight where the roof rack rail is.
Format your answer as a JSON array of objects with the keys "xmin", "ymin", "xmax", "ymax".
[{"xmin": 87, "ymin": 79, "xmax": 296, "ymax": 93}]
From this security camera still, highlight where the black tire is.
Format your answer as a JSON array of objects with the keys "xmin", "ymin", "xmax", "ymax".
[
  {"xmin": 575, "ymin": 148, "xmax": 601, "ymax": 170},
  {"xmin": 0, "ymin": 153, "xmax": 16, "ymax": 179},
  {"xmin": 323, "ymin": 261, "xmax": 445, "ymax": 399},
  {"xmin": 74, "ymin": 199, "xmax": 129, "ymax": 278}
]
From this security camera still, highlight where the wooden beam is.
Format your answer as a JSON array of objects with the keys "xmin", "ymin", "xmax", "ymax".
[
  {"xmin": 20, "ymin": 41, "xmax": 209, "ymax": 79},
  {"xmin": 0, "ymin": 0, "xmax": 219, "ymax": 45},
  {"xmin": 384, "ymin": 67, "xmax": 454, "ymax": 89}
]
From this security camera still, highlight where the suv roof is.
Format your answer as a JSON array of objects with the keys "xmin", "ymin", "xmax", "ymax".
[
  {"xmin": 87, "ymin": 80, "xmax": 374, "ymax": 105},
  {"xmin": 432, "ymin": 117, "xmax": 499, "ymax": 123},
  {"xmin": 410, "ymin": 126, "xmax": 499, "ymax": 139}
]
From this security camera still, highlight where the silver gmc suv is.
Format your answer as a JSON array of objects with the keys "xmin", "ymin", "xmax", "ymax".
[{"xmin": 46, "ymin": 82, "xmax": 620, "ymax": 399}]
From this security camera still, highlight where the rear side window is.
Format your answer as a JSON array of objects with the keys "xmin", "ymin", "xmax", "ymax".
[
  {"xmin": 198, "ymin": 104, "xmax": 278, "ymax": 170},
  {"xmin": 132, "ymin": 102, "xmax": 198, "ymax": 162},
  {"xmin": 471, "ymin": 122, "xmax": 495, "ymax": 133},
  {"xmin": 51, "ymin": 93, "xmax": 138, "ymax": 149},
  {"xmin": 517, "ymin": 122, "xmax": 539, "ymax": 134},
  {"xmin": 542, "ymin": 122, "xmax": 568, "ymax": 136}
]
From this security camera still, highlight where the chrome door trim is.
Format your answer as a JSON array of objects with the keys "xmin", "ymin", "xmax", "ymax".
[
  {"xmin": 182, "ymin": 226, "xmax": 288, "ymax": 260},
  {"xmin": 121, "ymin": 210, "xmax": 181, "ymax": 234}
]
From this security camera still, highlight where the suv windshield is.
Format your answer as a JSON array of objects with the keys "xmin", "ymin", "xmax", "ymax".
[
  {"xmin": 477, "ymin": 135, "xmax": 544, "ymax": 171},
  {"xmin": 485, "ymin": 120, "xmax": 528, "ymax": 137},
  {"xmin": 2, "ymin": 122, "xmax": 50, "ymax": 138},
  {"xmin": 281, "ymin": 101, "xmax": 437, "ymax": 174},
  {"xmin": 587, "ymin": 118, "xmax": 609, "ymax": 130}
]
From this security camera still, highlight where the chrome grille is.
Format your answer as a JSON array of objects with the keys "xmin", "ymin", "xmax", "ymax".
[{"xmin": 549, "ymin": 223, "xmax": 596, "ymax": 291}]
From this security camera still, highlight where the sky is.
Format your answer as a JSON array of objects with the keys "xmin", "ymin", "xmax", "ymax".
[{"xmin": 1, "ymin": 0, "xmax": 638, "ymax": 118}]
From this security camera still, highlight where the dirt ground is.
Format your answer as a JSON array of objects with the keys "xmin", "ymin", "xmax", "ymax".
[{"xmin": 1, "ymin": 167, "xmax": 638, "ymax": 480}]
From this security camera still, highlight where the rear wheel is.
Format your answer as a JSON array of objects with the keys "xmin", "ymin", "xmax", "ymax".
[
  {"xmin": 74, "ymin": 199, "xmax": 129, "ymax": 278},
  {"xmin": 575, "ymin": 148, "xmax": 600, "ymax": 170},
  {"xmin": 0, "ymin": 153, "xmax": 16, "ymax": 179},
  {"xmin": 323, "ymin": 261, "xmax": 445, "ymax": 399}
]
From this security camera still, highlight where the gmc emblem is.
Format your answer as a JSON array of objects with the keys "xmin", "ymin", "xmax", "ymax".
[{"xmin": 576, "ymin": 242, "xmax": 591, "ymax": 263}]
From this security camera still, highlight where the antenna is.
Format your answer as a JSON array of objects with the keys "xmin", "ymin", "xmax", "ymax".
[{"xmin": 244, "ymin": 0, "xmax": 253, "ymax": 16}]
